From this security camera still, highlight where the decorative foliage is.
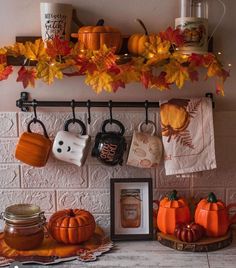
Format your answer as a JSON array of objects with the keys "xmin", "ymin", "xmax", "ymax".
[{"xmin": 0, "ymin": 27, "xmax": 229, "ymax": 94}]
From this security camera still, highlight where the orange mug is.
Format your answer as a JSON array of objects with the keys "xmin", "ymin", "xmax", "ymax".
[{"xmin": 15, "ymin": 119, "xmax": 52, "ymax": 167}]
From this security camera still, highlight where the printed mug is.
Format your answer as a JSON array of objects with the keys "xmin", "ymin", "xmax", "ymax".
[
  {"xmin": 52, "ymin": 118, "xmax": 90, "ymax": 167},
  {"xmin": 127, "ymin": 120, "xmax": 163, "ymax": 168},
  {"xmin": 40, "ymin": 2, "xmax": 73, "ymax": 41},
  {"xmin": 92, "ymin": 119, "xmax": 126, "ymax": 166}
]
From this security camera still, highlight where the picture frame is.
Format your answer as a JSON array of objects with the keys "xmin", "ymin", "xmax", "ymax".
[{"xmin": 110, "ymin": 178, "xmax": 153, "ymax": 241}]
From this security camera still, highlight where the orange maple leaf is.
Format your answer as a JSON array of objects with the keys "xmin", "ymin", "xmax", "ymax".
[
  {"xmin": 0, "ymin": 65, "xmax": 13, "ymax": 81},
  {"xmin": 165, "ymin": 61, "xmax": 189, "ymax": 88},
  {"xmin": 46, "ymin": 36, "xmax": 71, "ymax": 59},
  {"xmin": 159, "ymin": 27, "xmax": 184, "ymax": 47},
  {"xmin": 150, "ymin": 72, "xmax": 170, "ymax": 90},
  {"xmin": 16, "ymin": 66, "xmax": 36, "ymax": 88}
]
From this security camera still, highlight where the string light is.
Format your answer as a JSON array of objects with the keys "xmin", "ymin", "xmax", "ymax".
[
  {"xmin": 217, "ymin": 52, "xmax": 222, "ymax": 55},
  {"xmin": 228, "ymin": 63, "xmax": 232, "ymax": 67}
]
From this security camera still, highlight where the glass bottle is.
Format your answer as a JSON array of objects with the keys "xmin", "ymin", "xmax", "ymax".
[{"xmin": 1, "ymin": 204, "xmax": 45, "ymax": 250}]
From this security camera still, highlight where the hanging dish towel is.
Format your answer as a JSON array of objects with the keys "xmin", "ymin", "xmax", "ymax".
[{"xmin": 160, "ymin": 97, "xmax": 216, "ymax": 175}]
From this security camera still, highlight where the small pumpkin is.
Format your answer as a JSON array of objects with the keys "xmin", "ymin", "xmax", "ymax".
[
  {"xmin": 48, "ymin": 209, "xmax": 96, "ymax": 244},
  {"xmin": 195, "ymin": 192, "xmax": 236, "ymax": 237},
  {"xmin": 157, "ymin": 190, "xmax": 191, "ymax": 235},
  {"xmin": 174, "ymin": 222, "xmax": 205, "ymax": 243},
  {"xmin": 128, "ymin": 19, "xmax": 150, "ymax": 56},
  {"xmin": 71, "ymin": 19, "xmax": 122, "ymax": 53}
]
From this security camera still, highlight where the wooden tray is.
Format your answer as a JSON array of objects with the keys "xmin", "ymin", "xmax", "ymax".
[{"xmin": 157, "ymin": 231, "xmax": 233, "ymax": 252}]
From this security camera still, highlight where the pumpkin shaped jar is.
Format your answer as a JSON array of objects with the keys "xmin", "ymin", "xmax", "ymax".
[
  {"xmin": 71, "ymin": 19, "xmax": 122, "ymax": 54},
  {"xmin": 157, "ymin": 190, "xmax": 191, "ymax": 234},
  {"xmin": 48, "ymin": 209, "xmax": 96, "ymax": 244},
  {"xmin": 174, "ymin": 222, "xmax": 205, "ymax": 243},
  {"xmin": 195, "ymin": 192, "xmax": 236, "ymax": 237}
]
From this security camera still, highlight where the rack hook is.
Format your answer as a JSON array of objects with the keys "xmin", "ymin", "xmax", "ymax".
[
  {"xmin": 108, "ymin": 100, "xmax": 113, "ymax": 124},
  {"xmin": 87, "ymin": 100, "xmax": 91, "ymax": 125},
  {"xmin": 32, "ymin": 99, "xmax": 38, "ymax": 123},
  {"xmin": 145, "ymin": 100, "xmax": 149, "ymax": 125},
  {"xmin": 71, "ymin": 99, "xmax": 76, "ymax": 123}
]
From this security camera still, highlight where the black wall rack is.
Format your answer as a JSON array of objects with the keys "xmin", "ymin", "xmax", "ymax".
[{"xmin": 16, "ymin": 92, "xmax": 214, "ymax": 112}]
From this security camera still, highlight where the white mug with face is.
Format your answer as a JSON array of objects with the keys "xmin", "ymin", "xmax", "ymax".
[{"xmin": 52, "ymin": 119, "xmax": 90, "ymax": 167}]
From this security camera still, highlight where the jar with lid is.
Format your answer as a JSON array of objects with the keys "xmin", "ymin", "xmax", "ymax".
[
  {"xmin": 1, "ymin": 204, "xmax": 45, "ymax": 250},
  {"xmin": 120, "ymin": 189, "xmax": 141, "ymax": 228}
]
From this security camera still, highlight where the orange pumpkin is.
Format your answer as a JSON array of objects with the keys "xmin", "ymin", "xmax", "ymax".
[
  {"xmin": 48, "ymin": 209, "xmax": 96, "ymax": 244},
  {"xmin": 15, "ymin": 120, "xmax": 52, "ymax": 167},
  {"xmin": 174, "ymin": 222, "xmax": 205, "ymax": 243},
  {"xmin": 157, "ymin": 190, "xmax": 191, "ymax": 234},
  {"xmin": 71, "ymin": 19, "xmax": 122, "ymax": 54},
  {"xmin": 128, "ymin": 19, "xmax": 150, "ymax": 56},
  {"xmin": 195, "ymin": 192, "xmax": 236, "ymax": 237}
]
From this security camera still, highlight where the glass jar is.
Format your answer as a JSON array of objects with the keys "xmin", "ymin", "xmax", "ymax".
[
  {"xmin": 180, "ymin": 0, "xmax": 208, "ymax": 19},
  {"xmin": 120, "ymin": 189, "xmax": 141, "ymax": 228},
  {"xmin": 1, "ymin": 204, "xmax": 45, "ymax": 250}
]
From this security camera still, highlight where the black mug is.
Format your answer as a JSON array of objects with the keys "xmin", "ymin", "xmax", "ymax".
[{"xmin": 92, "ymin": 119, "xmax": 126, "ymax": 166}]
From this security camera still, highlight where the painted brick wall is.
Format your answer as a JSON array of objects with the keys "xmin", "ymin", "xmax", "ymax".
[{"xmin": 0, "ymin": 111, "xmax": 236, "ymax": 233}]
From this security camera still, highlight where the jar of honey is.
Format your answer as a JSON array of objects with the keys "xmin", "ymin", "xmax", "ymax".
[
  {"xmin": 1, "ymin": 204, "xmax": 45, "ymax": 250},
  {"xmin": 120, "ymin": 189, "xmax": 141, "ymax": 228}
]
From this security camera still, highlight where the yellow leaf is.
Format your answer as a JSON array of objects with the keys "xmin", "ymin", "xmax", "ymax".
[
  {"xmin": 36, "ymin": 61, "xmax": 63, "ymax": 85},
  {"xmin": 25, "ymin": 39, "xmax": 46, "ymax": 61},
  {"xmin": 165, "ymin": 61, "xmax": 189, "ymax": 88},
  {"xmin": 207, "ymin": 61, "xmax": 221, "ymax": 78},
  {"xmin": 85, "ymin": 71, "xmax": 113, "ymax": 93},
  {"xmin": 172, "ymin": 52, "xmax": 189, "ymax": 64},
  {"xmin": 0, "ymin": 48, "xmax": 7, "ymax": 55},
  {"xmin": 6, "ymin": 43, "xmax": 26, "ymax": 57}
]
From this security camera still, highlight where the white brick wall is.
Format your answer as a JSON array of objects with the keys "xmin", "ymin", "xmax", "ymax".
[{"xmin": 0, "ymin": 111, "xmax": 236, "ymax": 233}]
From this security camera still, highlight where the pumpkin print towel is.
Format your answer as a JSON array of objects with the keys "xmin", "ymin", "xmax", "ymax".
[{"xmin": 160, "ymin": 97, "xmax": 216, "ymax": 175}]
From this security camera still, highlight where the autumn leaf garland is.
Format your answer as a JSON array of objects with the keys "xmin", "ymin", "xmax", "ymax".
[{"xmin": 0, "ymin": 28, "xmax": 229, "ymax": 94}]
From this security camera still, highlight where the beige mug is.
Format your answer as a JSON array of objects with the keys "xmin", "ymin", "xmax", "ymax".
[{"xmin": 127, "ymin": 120, "xmax": 163, "ymax": 168}]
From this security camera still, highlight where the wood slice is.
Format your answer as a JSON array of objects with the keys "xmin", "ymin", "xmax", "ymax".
[{"xmin": 157, "ymin": 230, "xmax": 233, "ymax": 252}]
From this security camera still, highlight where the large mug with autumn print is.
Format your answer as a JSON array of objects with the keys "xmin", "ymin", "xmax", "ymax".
[{"xmin": 127, "ymin": 120, "xmax": 163, "ymax": 168}]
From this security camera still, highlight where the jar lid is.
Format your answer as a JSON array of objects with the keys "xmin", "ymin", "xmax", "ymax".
[
  {"xmin": 2, "ymin": 204, "xmax": 44, "ymax": 223},
  {"xmin": 121, "ymin": 189, "xmax": 141, "ymax": 200}
]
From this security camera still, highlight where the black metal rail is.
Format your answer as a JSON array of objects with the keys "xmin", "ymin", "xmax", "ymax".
[{"xmin": 16, "ymin": 92, "xmax": 214, "ymax": 112}]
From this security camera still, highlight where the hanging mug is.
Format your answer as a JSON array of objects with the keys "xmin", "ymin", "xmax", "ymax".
[
  {"xmin": 127, "ymin": 120, "xmax": 163, "ymax": 168},
  {"xmin": 52, "ymin": 118, "xmax": 90, "ymax": 167},
  {"xmin": 15, "ymin": 119, "xmax": 52, "ymax": 167},
  {"xmin": 92, "ymin": 119, "xmax": 126, "ymax": 166}
]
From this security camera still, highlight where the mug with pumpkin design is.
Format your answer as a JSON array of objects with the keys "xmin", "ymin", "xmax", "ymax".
[
  {"xmin": 15, "ymin": 119, "xmax": 52, "ymax": 167},
  {"xmin": 52, "ymin": 118, "xmax": 90, "ymax": 167},
  {"xmin": 127, "ymin": 120, "xmax": 163, "ymax": 168}
]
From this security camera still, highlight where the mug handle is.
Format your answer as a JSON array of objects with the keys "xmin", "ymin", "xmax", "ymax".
[
  {"xmin": 226, "ymin": 203, "xmax": 236, "ymax": 225},
  {"xmin": 64, "ymin": 118, "xmax": 86, "ymax": 135},
  {"xmin": 138, "ymin": 120, "xmax": 156, "ymax": 136},
  {"xmin": 102, "ymin": 119, "xmax": 125, "ymax": 136},
  {"xmin": 27, "ymin": 119, "xmax": 49, "ymax": 139}
]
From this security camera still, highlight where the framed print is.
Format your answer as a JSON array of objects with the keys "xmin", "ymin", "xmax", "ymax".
[{"xmin": 110, "ymin": 178, "xmax": 153, "ymax": 241}]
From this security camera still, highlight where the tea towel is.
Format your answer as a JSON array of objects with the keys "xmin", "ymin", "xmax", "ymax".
[{"xmin": 160, "ymin": 97, "xmax": 216, "ymax": 175}]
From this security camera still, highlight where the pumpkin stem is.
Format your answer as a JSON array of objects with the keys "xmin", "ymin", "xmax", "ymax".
[
  {"xmin": 169, "ymin": 190, "xmax": 178, "ymax": 201},
  {"xmin": 69, "ymin": 209, "xmax": 75, "ymax": 217},
  {"xmin": 136, "ymin": 18, "xmax": 148, "ymax": 35},
  {"xmin": 207, "ymin": 192, "xmax": 218, "ymax": 203},
  {"xmin": 96, "ymin": 19, "xmax": 105, "ymax": 26}
]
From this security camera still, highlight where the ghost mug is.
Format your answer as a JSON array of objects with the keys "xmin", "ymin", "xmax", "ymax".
[{"xmin": 52, "ymin": 118, "xmax": 90, "ymax": 167}]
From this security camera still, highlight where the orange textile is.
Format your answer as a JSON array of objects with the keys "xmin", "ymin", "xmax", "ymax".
[{"xmin": 0, "ymin": 226, "xmax": 113, "ymax": 266}]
